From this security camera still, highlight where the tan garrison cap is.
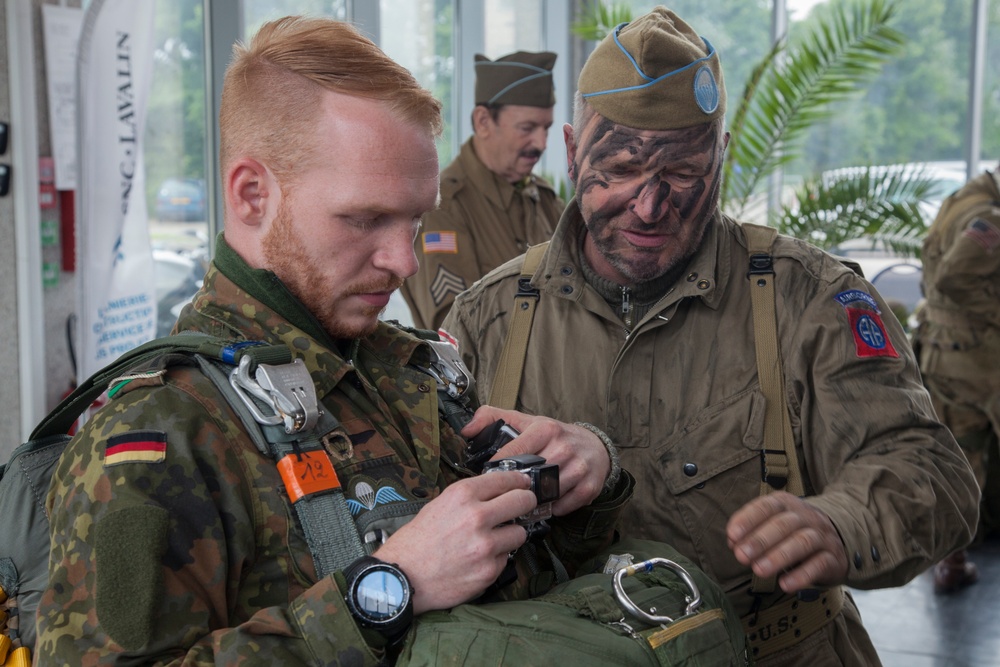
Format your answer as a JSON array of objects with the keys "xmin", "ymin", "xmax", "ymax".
[
  {"xmin": 475, "ymin": 51, "xmax": 557, "ymax": 108},
  {"xmin": 578, "ymin": 6, "xmax": 725, "ymax": 130}
]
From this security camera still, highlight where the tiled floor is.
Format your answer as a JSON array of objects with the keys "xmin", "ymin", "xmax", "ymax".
[{"xmin": 852, "ymin": 537, "xmax": 1000, "ymax": 666}]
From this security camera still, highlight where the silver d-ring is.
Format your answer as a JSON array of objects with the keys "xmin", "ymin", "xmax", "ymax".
[{"xmin": 612, "ymin": 557, "xmax": 702, "ymax": 625}]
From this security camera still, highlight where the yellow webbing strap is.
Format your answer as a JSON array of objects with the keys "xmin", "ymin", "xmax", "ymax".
[
  {"xmin": 489, "ymin": 242, "xmax": 550, "ymax": 410},
  {"xmin": 742, "ymin": 224, "xmax": 805, "ymax": 594}
]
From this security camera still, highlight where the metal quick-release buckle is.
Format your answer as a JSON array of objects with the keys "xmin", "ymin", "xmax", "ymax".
[
  {"xmin": 229, "ymin": 355, "xmax": 321, "ymax": 434},
  {"xmin": 612, "ymin": 557, "xmax": 703, "ymax": 625},
  {"xmin": 420, "ymin": 339, "xmax": 475, "ymax": 400}
]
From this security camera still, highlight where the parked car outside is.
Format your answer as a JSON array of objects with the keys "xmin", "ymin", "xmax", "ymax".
[
  {"xmin": 821, "ymin": 161, "xmax": 993, "ymax": 222},
  {"xmin": 155, "ymin": 177, "xmax": 206, "ymax": 222},
  {"xmin": 153, "ymin": 249, "xmax": 206, "ymax": 336},
  {"xmin": 830, "ymin": 238, "xmax": 923, "ymax": 332}
]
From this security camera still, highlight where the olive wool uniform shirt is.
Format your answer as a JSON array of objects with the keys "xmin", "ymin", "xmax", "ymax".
[
  {"xmin": 444, "ymin": 201, "xmax": 979, "ymax": 666},
  {"xmin": 401, "ymin": 138, "xmax": 563, "ymax": 330}
]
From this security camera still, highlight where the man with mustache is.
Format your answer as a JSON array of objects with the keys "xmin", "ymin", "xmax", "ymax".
[
  {"xmin": 443, "ymin": 7, "xmax": 979, "ymax": 665},
  {"xmin": 401, "ymin": 51, "xmax": 563, "ymax": 330},
  {"xmin": 35, "ymin": 17, "xmax": 627, "ymax": 665}
]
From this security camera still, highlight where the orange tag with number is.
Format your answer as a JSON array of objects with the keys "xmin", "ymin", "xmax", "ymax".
[{"xmin": 277, "ymin": 450, "xmax": 341, "ymax": 503}]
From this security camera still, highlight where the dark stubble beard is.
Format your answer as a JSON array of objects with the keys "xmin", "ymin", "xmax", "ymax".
[{"xmin": 262, "ymin": 203, "xmax": 402, "ymax": 340}]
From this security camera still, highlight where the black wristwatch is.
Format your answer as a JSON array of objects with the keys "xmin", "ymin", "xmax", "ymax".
[{"xmin": 344, "ymin": 556, "xmax": 414, "ymax": 643}]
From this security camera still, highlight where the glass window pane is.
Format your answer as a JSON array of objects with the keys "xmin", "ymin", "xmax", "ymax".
[
  {"xmin": 146, "ymin": 0, "xmax": 209, "ymax": 336},
  {"xmin": 379, "ymin": 0, "xmax": 456, "ymax": 164},
  {"xmin": 793, "ymin": 0, "xmax": 974, "ymax": 175},
  {"xmin": 484, "ymin": 0, "xmax": 543, "ymax": 56},
  {"xmin": 243, "ymin": 0, "xmax": 347, "ymax": 34},
  {"xmin": 985, "ymin": 1, "xmax": 1000, "ymax": 163}
]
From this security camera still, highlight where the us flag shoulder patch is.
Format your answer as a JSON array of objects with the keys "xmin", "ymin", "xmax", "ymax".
[
  {"xmin": 422, "ymin": 231, "xmax": 458, "ymax": 254},
  {"xmin": 105, "ymin": 431, "xmax": 167, "ymax": 466},
  {"xmin": 833, "ymin": 290, "xmax": 898, "ymax": 359}
]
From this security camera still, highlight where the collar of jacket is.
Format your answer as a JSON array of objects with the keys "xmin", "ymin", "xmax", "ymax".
[
  {"xmin": 213, "ymin": 233, "xmax": 339, "ymax": 349},
  {"xmin": 455, "ymin": 137, "xmax": 548, "ymax": 209},
  {"xmin": 532, "ymin": 200, "xmax": 734, "ymax": 319}
]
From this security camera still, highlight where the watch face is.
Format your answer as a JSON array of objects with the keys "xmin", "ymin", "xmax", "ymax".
[{"xmin": 353, "ymin": 565, "xmax": 409, "ymax": 622}]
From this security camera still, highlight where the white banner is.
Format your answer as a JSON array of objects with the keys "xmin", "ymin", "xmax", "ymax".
[
  {"xmin": 76, "ymin": 0, "xmax": 157, "ymax": 380},
  {"xmin": 42, "ymin": 5, "xmax": 84, "ymax": 190}
]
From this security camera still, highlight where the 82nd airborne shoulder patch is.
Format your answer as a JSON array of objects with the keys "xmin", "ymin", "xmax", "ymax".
[{"xmin": 833, "ymin": 290, "xmax": 898, "ymax": 359}]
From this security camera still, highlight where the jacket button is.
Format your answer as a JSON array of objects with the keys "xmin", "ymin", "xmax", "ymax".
[
  {"xmin": 697, "ymin": 280, "xmax": 710, "ymax": 290},
  {"xmin": 561, "ymin": 285, "xmax": 574, "ymax": 295},
  {"xmin": 871, "ymin": 546, "xmax": 881, "ymax": 562},
  {"xmin": 686, "ymin": 272, "xmax": 698, "ymax": 282},
  {"xmin": 560, "ymin": 266, "xmax": 573, "ymax": 276},
  {"xmin": 854, "ymin": 551, "xmax": 863, "ymax": 569},
  {"xmin": 412, "ymin": 487, "xmax": 428, "ymax": 498},
  {"xmin": 683, "ymin": 463, "xmax": 698, "ymax": 476},
  {"xmin": 417, "ymin": 383, "xmax": 430, "ymax": 393}
]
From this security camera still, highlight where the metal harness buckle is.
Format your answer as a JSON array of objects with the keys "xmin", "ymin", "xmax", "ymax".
[
  {"xmin": 420, "ymin": 339, "xmax": 475, "ymax": 400},
  {"xmin": 612, "ymin": 557, "xmax": 703, "ymax": 625},
  {"xmin": 229, "ymin": 355, "xmax": 321, "ymax": 434}
]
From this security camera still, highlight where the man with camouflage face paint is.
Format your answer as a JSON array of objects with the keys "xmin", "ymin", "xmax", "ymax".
[
  {"xmin": 36, "ymin": 17, "xmax": 628, "ymax": 666},
  {"xmin": 444, "ymin": 6, "xmax": 979, "ymax": 665}
]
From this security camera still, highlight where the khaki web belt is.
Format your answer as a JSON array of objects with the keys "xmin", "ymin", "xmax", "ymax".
[{"xmin": 741, "ymin": 586, "xmax": 845, "ymax": 660}]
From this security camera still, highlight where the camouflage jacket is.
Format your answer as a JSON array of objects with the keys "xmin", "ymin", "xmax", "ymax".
[
  {"xmin": 36, "ymin": 236, "xmax": 630, "ymax": 666},
  {"xmin": 444, "ymin": 201, "xmax": 980, "ymax": 665},
  {"xmin": 400, "ymin": 138, "xmax": 563, "ymax": 330}
]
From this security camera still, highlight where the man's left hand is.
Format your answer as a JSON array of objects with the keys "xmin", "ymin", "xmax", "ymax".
[
  {"xmin": 462, "ymin": 406, "xmax": 611, "ymax": 516},
  {"xmin": 726, "ymin": 491, "xmax": 849, "ymax": 594}
]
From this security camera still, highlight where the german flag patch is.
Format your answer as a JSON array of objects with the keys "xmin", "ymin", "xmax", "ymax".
[{"xmin": 105, "ymin": 431, "xmax": 167, "ymax": 466}]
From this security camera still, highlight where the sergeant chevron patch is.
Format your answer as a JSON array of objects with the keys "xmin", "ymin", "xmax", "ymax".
[{"xmin": 430, "ymin": 265, "xmax": 467, "ymax": 306}]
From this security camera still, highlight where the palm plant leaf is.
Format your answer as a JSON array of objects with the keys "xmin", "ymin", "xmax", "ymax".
[
  {"xmin": 774, "ymin": 164, "xmax": 937, "ymax": 254},
  {"xmin": 723, "ymin": 0, "xmax": 905, "ymax": 215},
  {"xmin": 571, "ymin": 1, "xmax": 633, "ymax": 42}
]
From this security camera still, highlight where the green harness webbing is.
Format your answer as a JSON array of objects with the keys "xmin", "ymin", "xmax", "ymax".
[
  {"xmin": 41, "ymin": 332, "xmax": 367, "ymax": 580},
  {"xmin": 194, "ymin": 357, "xmax": 367, "ymax": 579}
]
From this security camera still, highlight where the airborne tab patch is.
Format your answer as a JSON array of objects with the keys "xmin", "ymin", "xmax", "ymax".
[
  {"xmin": 834, "ymin": 290, "xmax": 898, "ymax": 359},
  {"xmin": 105, "ymin": 431, "xmax": 167, "ymax": 466}
]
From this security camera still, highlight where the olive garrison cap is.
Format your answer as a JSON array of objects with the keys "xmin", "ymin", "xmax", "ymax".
[
  {"xmin": 578, "ymin": 6, "xmax": 725, "ymax": 130},
  {"xmin": 475, "ymin": 51, "xmax": 557, "ymax": 108}
]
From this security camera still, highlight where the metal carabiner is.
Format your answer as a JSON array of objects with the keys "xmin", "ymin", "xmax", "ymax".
[
  {"xmin": 419, "ymin": 339, "xmax": 475, "ymax": 400},
  {"xmin": 229, "ymin": 355, "xmax": 320, "ymax": 433},
  {"xmin": 612, "ymin": 557, "xmax": 702, "ymax": 625}
]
